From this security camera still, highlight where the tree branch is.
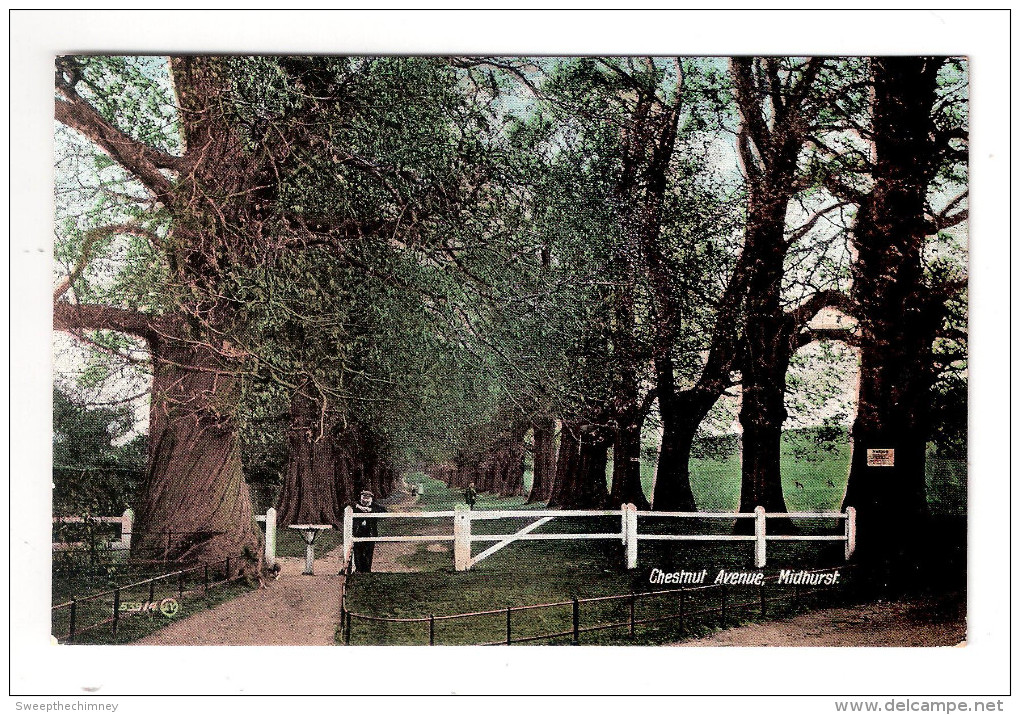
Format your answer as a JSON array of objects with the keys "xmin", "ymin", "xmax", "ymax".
[
  {"xmin": 53, "ymin": 223, "xmax": 162, "ymax": 300},
  {"xmin": 797, "ymin": 326, "xmax": 859, "ymax": 348},
  {"xmin": 786, "ymin": 201, "xmax": 850, "ymax": 246},
  {"xmin": 787, "ymin": 289, "xmax": 855, "ymax": 327},
  {"xmin": 54, "ymin": 88, "xmax": 183, "ymax": 198},
  {"xmin": 54, "ymin": 301, "xmax": 161, "ymax": 341},
  {"xmin": 730, "ymin": 58, "xmax": 773, "ymax": 163}
]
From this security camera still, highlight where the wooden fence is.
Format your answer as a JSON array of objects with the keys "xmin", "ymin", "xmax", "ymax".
[
  {"xmin": 341, "ymin": 505, "xmax": 856, "ymax": 572},
  {"xmin": 51, "ymin": 557, "xmax": 240, "ymax": 644},
  {"xmin": 340, "ymin": 566, "xmax": 852, "ymax": 645},
  {"xmin": 52, "ymin": 509, "xmax": 133, "ymax": 552}
]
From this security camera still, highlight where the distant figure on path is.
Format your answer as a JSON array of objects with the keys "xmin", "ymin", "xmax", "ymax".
[
  {"xmin": 352, "ymin": 489, "xmax": 387, "ymax": 572},
  {"xmin": 464, "ymin": 483, "xmax": 477, "ymax": 510}
]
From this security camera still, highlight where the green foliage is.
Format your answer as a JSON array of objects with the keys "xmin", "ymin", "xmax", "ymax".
[
  {"xmin": 52, "ymin": 387, "xmax": 146, "ymax": 517},
  {"xmin": 52, "ymin": 54, "xmax": 968, "ymax": 520},
  {"xmin": 59, "ymin": 56, "xmax": 180, "ymax": 154}
]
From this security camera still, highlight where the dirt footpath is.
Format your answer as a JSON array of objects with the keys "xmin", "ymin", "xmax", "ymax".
[
  {"xmin": 132, "ymin": 555, "xmax": 344, "ymax": 646},
  {"xmin": 676, "ymin": 594, "xmax": 966, "ymax": 647},
  {"xmin": 133, "ymin": 489, "xmax": 423, "ymax": 645}
]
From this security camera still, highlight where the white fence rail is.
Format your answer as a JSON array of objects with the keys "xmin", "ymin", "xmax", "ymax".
[
  {"xmin": 52, "ymin": 509, "xmax": 133, "ymax": 551},
  {"xmin": 341, "ymin": 504, "xmax": 856, "ymax": 572}
]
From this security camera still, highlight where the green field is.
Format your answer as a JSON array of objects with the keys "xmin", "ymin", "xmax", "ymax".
[
  {"xmin": 343, "ymin": 436, "xmax": 966, "ymax": 645},
  {"xmin": 52, "ymin": 560, "xmax": 255, "ymax": 645},
  {"xmin": 344, "ymin": 472, "xmax": 855, "ymax": 645},
  {"xmin": 52, "ymin": 431, "xmax": 964, "ymax": 645}
]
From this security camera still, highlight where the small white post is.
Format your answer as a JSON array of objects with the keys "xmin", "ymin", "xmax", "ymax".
[
  {"xmin": 625, "ymin": 504, "xmax": 639, "ymax": 570},
  {"xmin": 342, "ymin": 506, "xmax": 354, "ymax": 573},
  {"xmin": 264, "ymin": 507, "xmax": 277, "ymax": 568},
  {"xmin": 845, "ymin": 506, "xmax": 856, "ymax": 560},
  {"xmin": 754, "ymin": 506, "xmax": 767, "ymax": 568},
  {"xmin": 120, "ymin": 508, "xmax": 134, "ymax": 550},
  {"xmin": 303, "ymin": 533, "xmax": 316, "ymax": 575},
  {"xmin": 621, "ymin": 506, "xmax": 628, "ymax": 546},
  {"xmin": 454, "ymin": 505, "xmax": 472, "ymax": 571}
]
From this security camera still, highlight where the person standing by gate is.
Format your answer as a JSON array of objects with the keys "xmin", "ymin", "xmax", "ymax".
[
  {"xmin": 464, "ymin": 483, "xmax": 477, "ymax": 510},
  {"xmin": 352, "ymin": 489, "xmax": 387, "ymax": 572}
]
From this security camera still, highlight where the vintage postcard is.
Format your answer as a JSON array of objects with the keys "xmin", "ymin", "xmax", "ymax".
[{"xmin": 11, "ymin": 8, "xmax": 1010, "ymax": 704}]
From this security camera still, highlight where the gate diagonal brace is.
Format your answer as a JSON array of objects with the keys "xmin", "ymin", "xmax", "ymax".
[{"xmin": 469, "ymin": 516, "xmax": 555, "ymax": 568}]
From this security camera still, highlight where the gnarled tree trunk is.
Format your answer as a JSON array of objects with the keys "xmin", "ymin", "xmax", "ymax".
[
  {"xmin": 54, "ymin": 304, "xmax": 263, "ymax": 568},
  {"xmin": 136, "ymin": 338, "xmax": 260, "ymax": 565},
  {"xmin": 527, "ymin": 416, "xmax": 557, "ymax": 503},
  {"xmin": 548, "ymin": 421, "xmax": 611, "ymax": 509},
  {"xmin": 276, "ymin": 390, "xmax": 348, "ymax": 527},
  {"xmin": 842, "ymin": 58, "xmax": 952, "ymax": 579}
]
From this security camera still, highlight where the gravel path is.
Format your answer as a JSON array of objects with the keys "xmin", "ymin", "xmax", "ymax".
[
  {"xmin": 675, "ymin": 593, "xmax": 966, "ymax": 647},
  {"xmin": 133, "ymin": 490, "xmax": 422, "ymax": 646},
  {"xmin": 132, "ymin": 555, "xmax": 345, "ymax": 646}
]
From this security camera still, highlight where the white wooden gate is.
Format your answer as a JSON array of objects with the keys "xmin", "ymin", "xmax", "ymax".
[{"xmin": 341, "ymin": 504, "xmax": 856, "ymax": 572}]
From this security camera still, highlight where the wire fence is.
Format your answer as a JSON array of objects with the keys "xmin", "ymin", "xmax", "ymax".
[
  {"xmin": 340, "ymin": 566, "xmax": 852, "ymax": 646},
  {"xmin": 52, "ymin": 527, "xmax": 230, "ymax": 568},
  {"xmin": 51, "ymin": 557, "xmax": 240, "ymax": 644}
]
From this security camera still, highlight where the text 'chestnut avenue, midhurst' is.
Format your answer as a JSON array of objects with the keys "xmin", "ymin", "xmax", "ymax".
[{"xmin": 648, "ymin": 569, "xmax": 841, "ymax": 586}]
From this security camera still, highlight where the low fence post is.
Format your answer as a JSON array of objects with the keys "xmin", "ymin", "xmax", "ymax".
[
  {"xmin": 264, "ymin": 507, "xmax": 277, "ymax": 569},
  {"xmin": 620, "ymin": 506, "xmax": 628, "ymax": 546},
  {"xmin": 429, "ymin": 614, "xmax": 435, "ymax": 646},
  {"xmin": 629, "ymin": 593, "xmax": 636, "ymax": 636},
  {"xmin": 454, "ymin": 505, "xmax": 471, "ymax": 571},
  {"xmin": 625, "ymin": 504, "xmax": 638, "ymax": 570},
  {"xmin": 112, "ymin": 588, "xmax": 121, "ymax": 636},
  {"xmin": 68, "ymin": 599, "xmax": 77, "ymax": 643},
  {"xmin": 506, "ymin": 607, "xmax": 512, "ymax": 645},
  {"xmin": 571, "ymin": 597, "xmax": 580, "ymax": 645},
  {"xmin": 754, "ymin": 506, "xmax": 767, "ymax": 568},
  {"xmin": 845, "ymin": 506, "xmax": 856, "ymax": 560},
  {"xmin": 342, "ymin": 506, "xmax": 354, "ymax": 573},
  {"xmin": 120, "ymin": 508, "xmax": 133, "ymax": 550}
]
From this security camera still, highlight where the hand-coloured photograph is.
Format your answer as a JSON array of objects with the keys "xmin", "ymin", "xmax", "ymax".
[{"xmin": 49, "ymin": 52, "xmax": 969, "ymax": 651}]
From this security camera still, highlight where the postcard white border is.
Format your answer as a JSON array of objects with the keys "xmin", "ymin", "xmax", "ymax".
[{"xmin": 9, "ymin": 8, "xmax": 1012, "ymax": 707}]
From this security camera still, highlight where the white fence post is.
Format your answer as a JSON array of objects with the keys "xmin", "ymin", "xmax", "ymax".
[
  {"xmin": 625, "ymin": 504, "xmax": 639, "ymax": 570},
  {"xmin": 120, "ymin": 508, "xmax": 134, "ymax": 550},
  {"xmin": 754, "ymin": 506, "xmax": 767, "ymax": 568},
  {"xmin": 454, "ymin": 505, "xmax": 472, "ymax": 571},
  {"xmin": 342, "ymin": 506, "xmax": 354, "ymax": 573},
  {"xmin": 264, "ymin": 507, "xmax": 277, "ymax": 568},
  {"xmin": 845, "ymin": 506, "xmax": 856, "ymax": 560}
]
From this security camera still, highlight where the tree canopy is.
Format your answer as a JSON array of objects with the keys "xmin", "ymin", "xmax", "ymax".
[{"xmin": 54, "ymin": 54, "xmax": 968, "ymax": 574}]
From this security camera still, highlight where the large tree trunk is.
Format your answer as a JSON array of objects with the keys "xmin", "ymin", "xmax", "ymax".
[
  {"xmin": 609, "ymin": 414, "xmax": 649, "ymax": 509},
  {"xmin": 735, "ymin": 199, "xmax": 799, "ymax": 533},
  {"xmin": 527, "ymin": 416, "xmax": 557, "ymax": 503},
  {"xmin": 134, "ymin": 338, "xmax": 261, "ymax": 567},
  {"xmin": 728, "ymin": 58, "xmax": 823, "ymax": 526},
  {"xmin": 276, "ymin": 390, "xmax": 348, "ymax": 527},
  {"xmin": 737, "ymin": 208, "xmax": 794, "ymax": 518},
  {"xmin": 496, "ymin": 422, "xmax": 528, "ymax": 497},
  {"xmin": 651, "ymin": 354, "xmax": 701, "ymax": 511},
  {"xmin": 54, "ymin": 304, "xmax": 262, "ymax": 570},
  {"xmin": 548, "ymin": 421, "xmax": 611, "ymax": 509},
  {"xmin": 842, "ymin": 58, "xmax": 945, "ymax": 578}
]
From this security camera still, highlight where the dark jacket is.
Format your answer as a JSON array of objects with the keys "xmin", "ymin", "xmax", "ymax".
[{"xmin": 352, "ymin": 502, "xmax": 387, "ymax": 537}]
